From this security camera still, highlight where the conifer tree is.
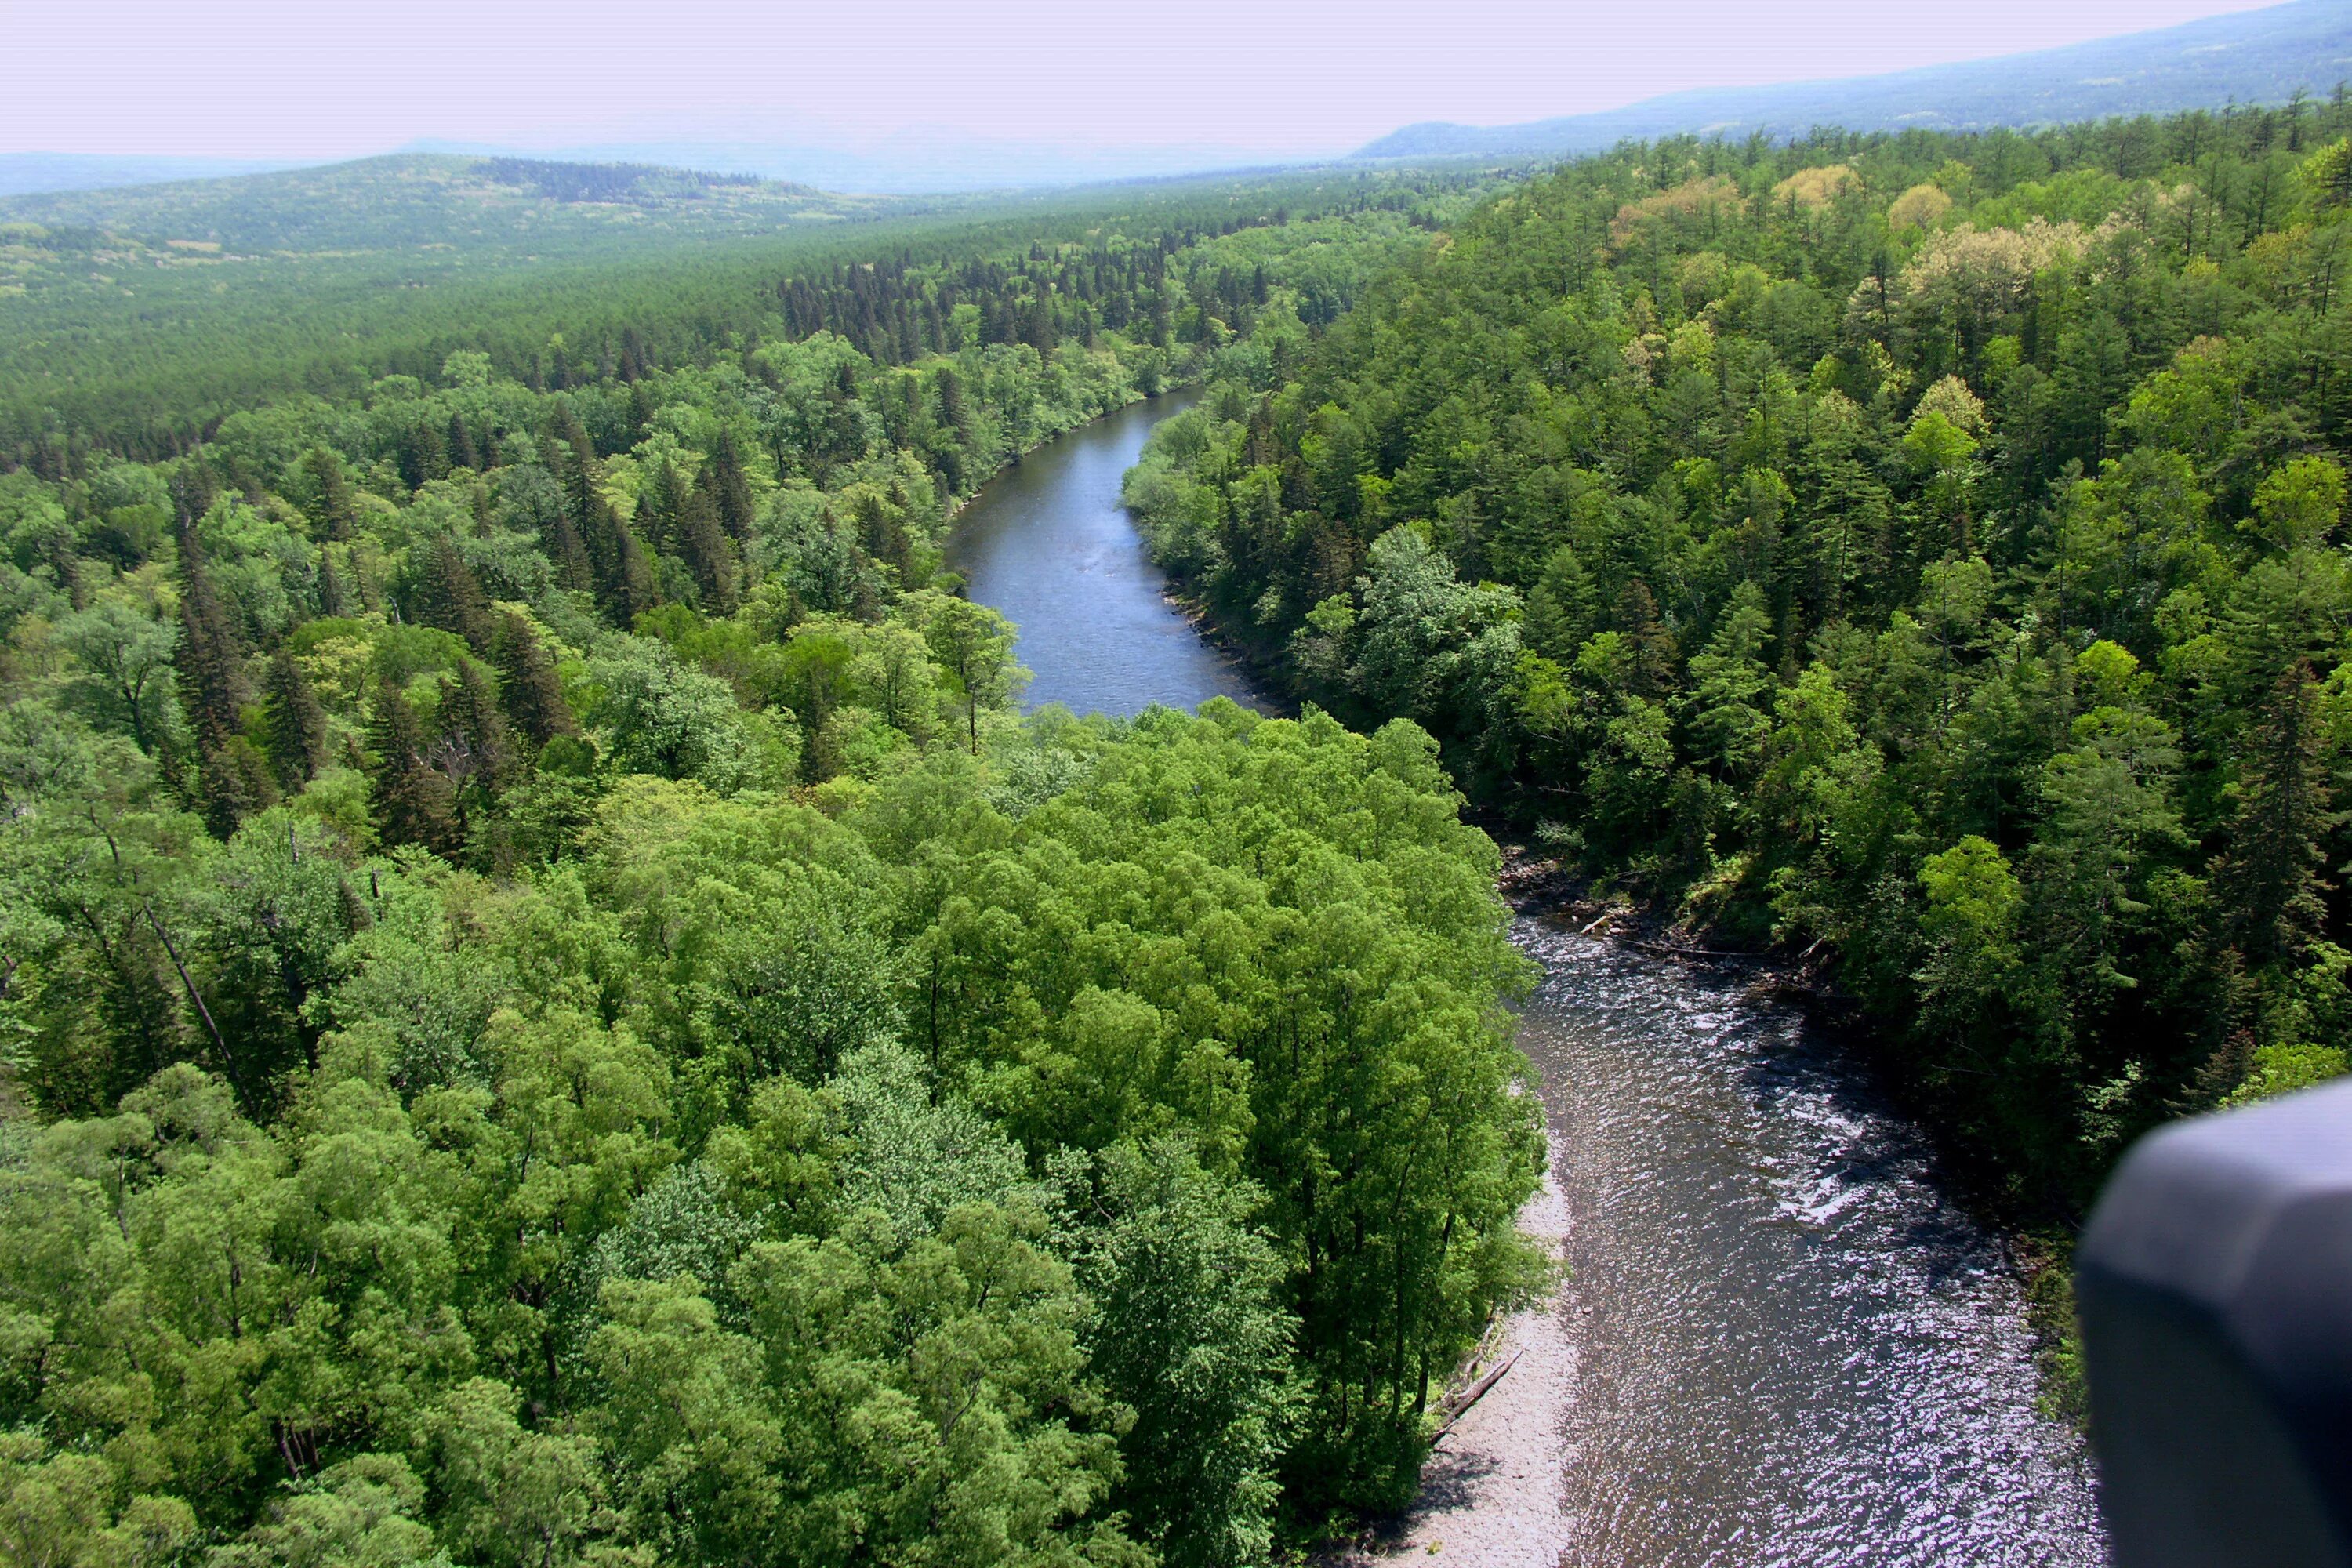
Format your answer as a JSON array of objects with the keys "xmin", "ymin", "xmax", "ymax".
[
  {"xmin": 446, "ymin": 413, "xmax": 481, "ymax": 473},
  {"xmin": 679, "ymin": 474, "xmax": 740, "ymax": 613},
  {"xmin": 169, "ymin": 461, "xmax": 217, "ymax": 532},
  {"xmin": 1614, "ymin": 579, "xmax": 1681, "ymax": 699},
  {"xmin": 400, "ymin": 420, "xmax": 450, "ymax": 490},
  {"xmin": 263, "ymin": 649, "xmax": 332, "ymax": 788},
  {"xmin": 595, "ymin": 519, "xmax": 658, "ymax": 626},
  {"xmin": 710, "ymin": 430, "xmax": 756, "ymax": 543},
  {"xmin": 303, "ymin": 448, "xmax": 358, "ymax": 541},
  {"xmin": 2214, "ymin": 660, "xmax": 2343, "ymax": 968},
  {"xmin": 417, "ymin": 535, "xmax": 495, "ymax": 653},
  {"xmin": 441, "ymin": 659, "xmax": 513, "ymax": 786},
  {"xmin": 173, "ymin": 531, "xmax": 248, "ymax": 755},
  {"xmin": 493, "ymin": 612, "xmax": 577, "ymax": 746},
  {"xmin": 316, "ymin": 547, "xmax": 349, "ymax": 618},
  {"xmin": 199, "ymin": 739, "xmax": 278, "ymax": 840},
  {"xmin": 638, "ymin": 459, "xmax": 681, "ymax": 553},
  {"xmin": 368, "ymin": 679, "xmax": 459, "ymax": 855}
]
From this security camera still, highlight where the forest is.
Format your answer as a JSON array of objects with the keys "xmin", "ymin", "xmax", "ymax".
[
  {"xmin": 12, "ymin": 70, "xmax": 2352, "ymax": 1559},
  {"xmin": 1124, "ymin": 100, "xmax": 2352, "ymax": 1250},
  {"xmin": 0, "ymin": 183, "xmax": 1549, "ymax": 1564},
  {"xmin": 0, "ymin": 158, "xmax": 1483, "ymax": 465}
]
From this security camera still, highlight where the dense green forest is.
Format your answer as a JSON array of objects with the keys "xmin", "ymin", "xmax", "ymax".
[
  {"xmin": 1127, "ymin": 100, "xmax": 2352, "ymax": 1229},
  {"xmin": 20, "ymin": 74, "xmax": 2352, "ymax": 1557},
  {"xmin": 0, "ymin": 182, "xmax": 1549, "ymax": 1564},
  {"xmin": 0, "ymin": 158, "xmax": 1481, "ymax": 465}
]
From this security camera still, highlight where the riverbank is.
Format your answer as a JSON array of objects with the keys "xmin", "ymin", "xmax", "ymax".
[
  {"xmin": 1492, "ymin": 842, "xmax": 2096, "ymax": 1435},
  {"xmin": 1319, "ymin": 853, "xmax": 2107, "ymax": 1567},
  {"xmin": 944, "ymin": 389, "xmax": 1261, "ymax": 716},
  {"xmin": 967, "ymin": 397, "xmax": 2102, "ymax": 1565},
  {"xmin": 1320, "ymin": 1146, "xmax": 1576, "ymax": 1566}
]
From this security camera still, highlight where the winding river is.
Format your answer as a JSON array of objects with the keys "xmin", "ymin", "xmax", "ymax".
[
  {"xmin": 948, "ymin": 395, "xmax": 2108, "ymax": 1567},
  {"xmin": 945, "ymin": 391, "xmax": 1261, "ymax": 715}
]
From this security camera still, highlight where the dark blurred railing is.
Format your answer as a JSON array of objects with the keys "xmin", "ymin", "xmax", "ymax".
[{"xmin": 2079, "ymin": 1076, "xmax": 2352, "ymax": 1568}]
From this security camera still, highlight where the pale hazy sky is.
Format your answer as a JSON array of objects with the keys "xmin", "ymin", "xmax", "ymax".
[{"xmin": 4, "ymin": 0, "xmax": 2296, "ymax": 158}]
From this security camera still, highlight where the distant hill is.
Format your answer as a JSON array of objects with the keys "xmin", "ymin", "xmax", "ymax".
[
  {"xmin": 406, "ymin": 134, "xmax": 1316, "ymax": 196},
  {"xmin": 0, "ymin": 153, "xmax": 886, "ymax": 262},
  {"xmin": 0, "ymin": 154, "xmax": 908, "ymax": 396},
  {"xmin": 1357, "ymin": 0, "xmax": 2352, "ymax": 160}
]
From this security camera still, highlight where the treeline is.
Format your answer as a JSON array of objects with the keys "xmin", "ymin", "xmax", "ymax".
[
  {"xmin": 1127, "ymin": 106, "xmax": 2352, "ymax": 1213},
  {"xmin": 772, "ymin": 189, "xmax": 1455, "ymax": 368},
  {"xmin": 0, "ymin": 165, "xmax": 1483, "ymax": 469},
  {"xmin": 0, "ymin": 193, "xmax": 1550, "ymax": 1565},
  {"xmin": 481, "ymin": 158, "xmax": 779, "ymax": 204}
]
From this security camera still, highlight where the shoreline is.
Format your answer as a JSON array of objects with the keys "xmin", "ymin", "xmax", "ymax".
[
  {"xmin": 1321, "ymin": 1150, "xmax": 1577, "ymax": 1566},
  {"xmin": 1318, "ymin": 847, "xmax": 2089, "ymax": 1565}
]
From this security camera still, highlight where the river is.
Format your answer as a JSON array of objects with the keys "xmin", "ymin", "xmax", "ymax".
[
  {"xmin": 944, "ymin": 391, "xmax": 1261, "ymax": 715},
  {"xmin": 946, "ymin": 394, "xmax": 2108, "ymax": 1567}
]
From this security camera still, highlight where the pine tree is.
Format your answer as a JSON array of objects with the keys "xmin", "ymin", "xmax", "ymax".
[
  {"xmin": 433, "ymin": 664, "xmax": 514, "ymax": 843},
  {"xmin": 596, "ymin": 519, "xmax": 658, "ymax": 626},
  {"xmin": 493, "ymin": 612, "xmax": 578, "ymax": 746},
  {"xmin": 638, "ymin": 459, "xmax": 682, "ymax": 553},
  {"xmin": 198, "ymin": 739, "xmax": 277, "ymax": 840},
  {"xmin": 554, "ymin": 419, "xmax": 655, "ymax": 622},
  {"xmin": 316, "ymin": 547, "xmax": 350, "ymax": 618},
  {"xmin": 442, "ymin": 659, "xmax": 513, "ymax": 787},
  {"xmin": 400, "ymin": 420, "xmax": 450, "ymax": 490},
  {"xmin": 263, "ymin": 649, "xmax": 332, "ymax": 788},
  {"xmin": 368, "ymin": 680, "xmax": 459, "ymax": 855},
  {"xmin": 169, "ymin": 462, "xmax": 218, "ymax": 532},
  {"xmin": 417, "ymin": 535, "xmax": 495, "ymax": 653},
  {"xmin": 710, "ymin": 430, "xmax": 757, "ymax": 543},
  {"xmin": 174, "ymin": 530, "xmax": 248, "ymax": 754},
  {"xmin": 446, "ymin": 413, "xmax": 481, "ymax": 473},
  {"xmin": 1613, "ymin": 579, "xmax": 1680, "ymax": 699},
  {"xmin": 679, "ymin": 474, "xmax": 740, "ymax": 613},
  {"xmin": 2213, "ymin": 661, "xmax": 2343, "ymax": 968}
]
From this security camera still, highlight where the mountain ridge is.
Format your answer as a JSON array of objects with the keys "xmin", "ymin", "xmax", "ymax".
[{"xmin": 1356, "ymin": 0, "xmax": 2352, "ymax": 159}]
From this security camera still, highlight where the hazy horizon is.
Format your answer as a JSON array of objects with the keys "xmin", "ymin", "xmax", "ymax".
[{"xmin": 8, "ymin": 0, "xmax": 2292, "ymax": 167}]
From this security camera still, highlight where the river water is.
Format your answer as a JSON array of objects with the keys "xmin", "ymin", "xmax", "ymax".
[
  {"xmin": 944, "ymin": 392, "xmax": 1261, "ymax": 715},
  {"xmin": 948, "ymin": 395, "xmax": 2108, "ymax": 1567},
  {"xmin": 1519, "ymin": 920, "xmax": 2106, "ymax": 1567}
]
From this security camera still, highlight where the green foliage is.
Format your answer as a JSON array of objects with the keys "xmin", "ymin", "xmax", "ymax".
[
  {"xmin": 0, "ymin": 166, "xmax": 1559, "ymax": 1555},
  {"xmin": 0, "ymin": 699, "xmax": 1537, "ymax": 1561},
  {"xmin": 1129, "ymin": 110, "xmax": 2352, "ymax": 1200}
]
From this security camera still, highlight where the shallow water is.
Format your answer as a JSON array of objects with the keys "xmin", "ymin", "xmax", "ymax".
[
  {"xmin": 1516, "ymin": 918, "xmax": 2108, "ymax": 1568},
  {"xmin": 944, "ymin": 391, "xmax": 1262, "ymax": 717},
  {"xmin": 958, "ymin": 397, "xmax": 2107, "ymax": 1566}
]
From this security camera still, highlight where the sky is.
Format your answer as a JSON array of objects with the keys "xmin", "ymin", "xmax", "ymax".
[{"xmin": 3, "ymin": 0, "xmax": 2296, "ymax": 161}]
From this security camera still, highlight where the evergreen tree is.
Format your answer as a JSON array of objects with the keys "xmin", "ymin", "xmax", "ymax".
[
  {"xmin": 679, "ymin": 474, "xmax": 739, "ymax": 613},
  {"xmin": 400, "ymin": 420, "xmax": 450, "ymax": 490},
  {"xmin": 263, "ymin": 649, "xmax": 332, "ymax": 788},
  {"xmin": 1613, "ymin": 579, "xmax": 1680, "ymax": 699},
  {"xmin": 595, "ymin": 519, "xmax": 658, "ymax": 626},
  {"xmin": 304, "ymin": 448, "xmax": 358, "ymax": 541},
  {"xmin": 442, "ymin": 659, "xmax": 513, "ymax": 785},
  {"xmin": 493, "ymin": 612, "xmax": 577, "ymax": 746},
  {"xmin": 446, "ymin": 413, "xmax": 481, "ymax": 473},
  {"xmin": 709, "ymin": 430, "xmax": 756, "ymax": 543},
  {"xmin": 368, "ymin": 680, "xmax": 459, "ymax": 854},
  {"xmin": 2213, "ymin": 661, "xmax": 2343, "ymax": 969},
  {"xmin": 173, "ymin": 531, "xmax": 248, "ymax": 755},
  {"xmin": 637, "ymin": 459, "xmax": 682, "ymax": 553},
  {"xmin": 199, "ymin": 738, "xmax": 278, "ymax": 840},
  {"xmin": 315, "ymin": 547, "xmax": 350, "ymax": 618},
  {"xmin": 416, "ymin": 535, "xmax": 495, "ymax": 653}
]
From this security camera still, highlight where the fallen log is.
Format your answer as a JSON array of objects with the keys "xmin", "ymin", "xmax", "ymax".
[{"xmin": 1432, "ymin": 1347, "xmax": 1523, "ymax": 1443}]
